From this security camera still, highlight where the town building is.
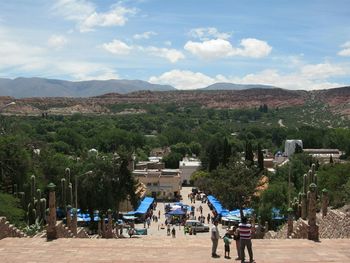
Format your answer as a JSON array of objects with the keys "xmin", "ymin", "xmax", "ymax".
[
  {"xmin": 303, "ymin": 148, "xmax": 343, "ymax": 163},
  {"xmin": 132, "ymin": 168, "xmax": 181, "ymax": 201},
  {"xmin": 284, "ymin": 140, "xmax": 303, "ymax": 156},
  {"xmin": 179, "ymin": 157, "xmax": 201, "ymax": 185}
]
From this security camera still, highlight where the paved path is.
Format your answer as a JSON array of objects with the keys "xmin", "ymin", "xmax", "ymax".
[
  {"xmin": 135, "ymin": 187, "xmax": 212, "ymax": 238},
  {"xmin": 1, "ymin": 237, "xmax": 350, "ymax": 262},
  {"xmin": 1, "ymin": 187, "xmax": 350, "ymax": 262}
]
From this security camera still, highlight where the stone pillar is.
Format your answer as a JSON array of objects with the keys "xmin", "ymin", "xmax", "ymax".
[
  {"xmin": 47, "ymin": 183, "xmax": 57, "ymax": 240},
  {"xmin": 287, "ymin": 207, "xmax": 294, "ymax": 238},
  {"xmin": 321, "ymin": 189, "xmax": 329, "ymax": 218},
  {"xmin": 98, "ymin": 220, "xmax": 102, "ymax": 237},
  {"xmin": 307, "ymin": 183, "xmax": 319, "ymax": 241},
  {"xmin": 66, "ymin": 205, "xmax": 72, "ymax": 230},
  {"xmin": 71, "ymin": 208, "xmax": 77, "ymax": 236},
  {"xmin": 101, "ymin": 217, "xmax": 106, "ymax": 238},
  {"xmin": 106, "ymin": 209, "xmax": 113, "ymax": 238}
]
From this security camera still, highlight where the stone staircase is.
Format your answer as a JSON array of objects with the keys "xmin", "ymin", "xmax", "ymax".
[
  {"xmin": 265, "ymin": 208, "xmax": 350, "ymax": 239},
  {"xmin": 76, "ymin": 227, "xmax": 90, "ymax": 238},
  {"xmin": 264, "ymin": 218, "xmax": 308, "ymax": 239},
  {"xmin": 317, "ymin": 209, "xmax": 350, "ymax": 238},
  {"xmin": 55, "ymin": 221, "xmax": 75, "ymax": 238},
  {"xmin": 0, "ymin": 217, "xmax": 27, "ymax": 239}
]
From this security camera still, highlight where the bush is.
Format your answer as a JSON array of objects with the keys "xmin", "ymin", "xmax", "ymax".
[{"xmin": 0, "ymin": 192, "xmax": 25, "ymax": 226}]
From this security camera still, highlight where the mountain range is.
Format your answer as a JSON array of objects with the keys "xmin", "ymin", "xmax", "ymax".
[{"xmin": 0, "ymin": 77, "xmax": 277, "ymax": 98}]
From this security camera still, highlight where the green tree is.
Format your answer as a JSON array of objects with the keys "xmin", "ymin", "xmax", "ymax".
[
  {"xmin": 257, "ymin": 144, "xmax": 264, "ymax": 171},
  {"xmin": 163, "ymin": 152, "xmax": 182, "ymax": 168},
  {"xmin": 207, "ymin": 161, "xmax": 260, "ymax": 217},
  {"xmin": 245, "ymin": 141, "xmax": 254, "ymax": 165}
]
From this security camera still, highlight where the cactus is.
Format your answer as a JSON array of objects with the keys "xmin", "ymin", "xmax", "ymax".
[
  {"xmin": 303, "ymin": 174, "xmax": 307, "ymax": 194},
  {"xmin": 27, "ymin": 202, "xmax": 36, "ymax": 225},
  {"xmin": 40, "ymin": 198, "xmax": 47, "ymax": 224},
  {"xmin": 68, "ymin": 183, "xmax": 73, "ymax": 206},
  {"xmin": 36, "ymin": 188, "xmax": 41, "ymax": 200},
  {"xmin": 61, "ymin": 178, "xmax": 67, "ymax": 210},
  {"xmin": 308, "ymin": 170, "xmax": 313, "ymax": 186},
  {"xmin": 65, "ymin": 168, "xmax": 71, "ymax": 186},
  {"xmin": 30, "ymin": 175, "xmax": 36, "ymax": 203}
]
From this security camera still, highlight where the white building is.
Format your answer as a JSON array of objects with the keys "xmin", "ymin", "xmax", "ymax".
[
  {"xmin": 284, "ymin": 140, "xmax": 303, "ymax": 157},
  {"xmin": 133, "ymin": 169, "xmax": 181, "ymax": 200},
  {"xmin": 179, "ymin": 157, "xmax": 201, "ymax": 185}
]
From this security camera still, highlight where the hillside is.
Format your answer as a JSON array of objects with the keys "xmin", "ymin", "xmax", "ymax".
[
  {"xmin": 202, "ymin": 82, "xmax": 277, "ymax": 91},
  {"xmin": 1, "ymin": 86, "xmax": 350, "ymax": 123},
  {"xmin": 0, "ymin": 78, "xmax": 175, "ymax": 98}
]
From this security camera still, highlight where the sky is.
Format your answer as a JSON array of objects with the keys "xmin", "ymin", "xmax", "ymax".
[{"xmin": 0, "ymin": 0, "xmax": 350, "ymax": 90}]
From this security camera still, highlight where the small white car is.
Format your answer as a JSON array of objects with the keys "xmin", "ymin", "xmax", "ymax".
[{"xmin": 185, "ymin": 220, "xmax": 210, "ymax": 232}]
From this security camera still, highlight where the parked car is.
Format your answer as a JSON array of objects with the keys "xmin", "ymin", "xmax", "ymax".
[{"xmin": 185, "ymin": 220, "xmax": 210, "ymax": 232}]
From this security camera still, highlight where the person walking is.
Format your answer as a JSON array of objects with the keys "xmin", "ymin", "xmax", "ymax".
[
  {"xmin": 238, "ymin": 217, "xmax": 255, "ymax": 263},
  {"xmin": 171, "ymin": 227, "xmax": 176, "ymax": 238},
  {"xmin": 211, "ymin": 220, "xmax": 220, "ymax": 258},
  {"xmin": 167, "ymin": 223, "xmax": 171, "ymax": 236}
]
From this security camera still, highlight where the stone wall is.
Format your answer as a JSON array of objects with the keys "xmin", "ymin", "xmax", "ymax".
[{"xmin": 0, "ymin": 217, "xmax": 27, "ymax": 239}]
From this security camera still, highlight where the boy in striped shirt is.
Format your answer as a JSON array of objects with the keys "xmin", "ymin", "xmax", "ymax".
[{"xmin": 238, "ymin": 217, "xmax": 255, "ymax": 263}]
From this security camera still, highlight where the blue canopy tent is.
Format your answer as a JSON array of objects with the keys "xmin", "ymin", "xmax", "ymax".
[
  {"xmin": 135, "ymin": 197, "xmax": 154, "ymax": 214},
  {"xmin": 224, "ymin": 208, "xmax": 254, "ymax": 218},
  {"xmin": 207, "ymin": 195, "xmax": 229, "ymax": 216},
  {"xmin": 127, "ymin": 197, "xmax": 155, "ymax": 215}
]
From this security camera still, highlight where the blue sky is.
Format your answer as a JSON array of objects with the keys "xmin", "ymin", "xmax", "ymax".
[{"xmin": 0, "ymin": 0, "xmax": 349, "ymax": 90}]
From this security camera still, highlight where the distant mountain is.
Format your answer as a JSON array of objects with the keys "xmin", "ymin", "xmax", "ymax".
[
  {"xmin": 0, "ymin": 77, "xmax": 175, "ymax": 98},
  {"xmin": 202, "ymin": 82, "xmax": 278, "ymax": 91}
]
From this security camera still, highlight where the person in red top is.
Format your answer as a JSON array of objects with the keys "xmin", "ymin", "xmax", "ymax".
[{"xmin": 238, "ymin": 217, "xmax": 255, "ymax": 263}]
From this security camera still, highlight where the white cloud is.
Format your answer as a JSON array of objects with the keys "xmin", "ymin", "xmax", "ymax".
[
  {"xmin": 133, "ymin": 31, "xmax": 157, "ymax": 40},
  {"xmin": 53, "ymin": 61, "xmax": 119, "ymax": 80},
  {"xmin": 0, "ymin": 26, "xmax": 119, "ymax": 81},
  {"xmin": 145, "ymin": 47, "xmax": 185, "ymax": 63},
  {"xmin": 52, "ymin": 0, "xmax": 136, "ymax": 32},
  {"xmin": 301, "ymin": 63, "xmax": 345, "ymax": 79},
  {"xmin": 102, "ymin": 39, "xmax": 132, "ymax": 55},
  {"xmin": 235, "ymin": 38, "xmax": 272, "ymax": 58},
  {"xmin": 184, "ymin": 38, "xmax": 272, "ymax": 59},
  {"xmin": 149, "ymin": 70, "xmax": 216, "ymax": 90},
  {"xmin": 338, "ymin": 41, "xmax": 350, "ymax": 56},
  {"xmin": 189, "ymin": 27, "xmax": 231, "ymax": 40},
  {"xmin": 48, "ymin": 34, "xmax": 68, "ymax": 49},
  {"xmin": 149, "ymin": 63, "xmax": 349, "ymax": 90},
  {"xmin": 102, "ymin": 39, "xmax": 184, "ymax": 63},
  {"xmin": 184, "ymin": 39, "xmax": 233, "ymax": 60}
]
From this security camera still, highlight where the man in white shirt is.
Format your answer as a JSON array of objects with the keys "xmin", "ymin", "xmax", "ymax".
[{"xmin": 211, "ymin": 220, "xmax": 220, "ymax": 257}]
